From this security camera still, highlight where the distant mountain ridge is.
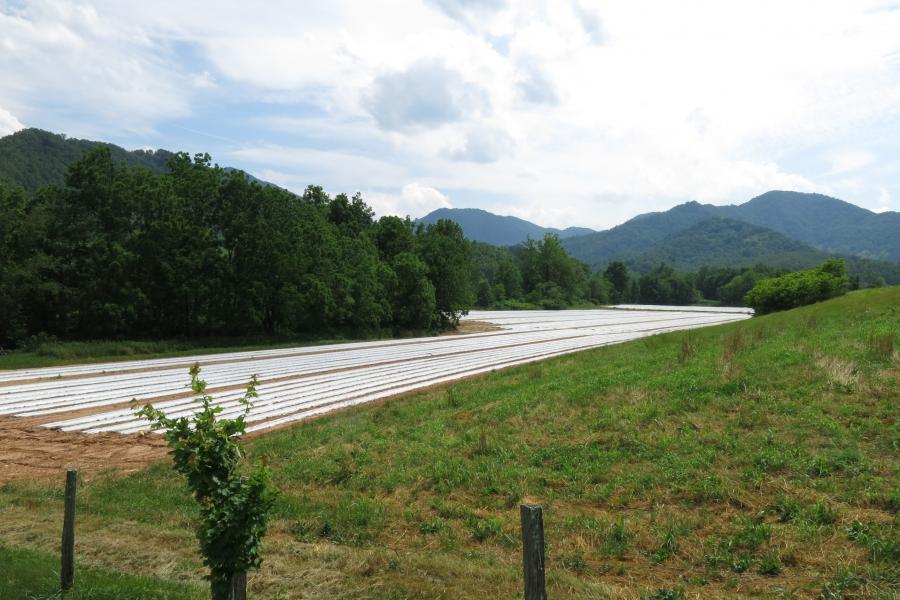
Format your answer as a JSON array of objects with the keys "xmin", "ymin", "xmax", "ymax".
[
  {"xmin": 564, "ymin": 192, "xmax": 900, "ymax": 264},
  {"xmin": 623, "ymin": 217, "xmax": 900, "ymax": 283},
  {"xmin": 0, "ymin": 128, "xmax": 275, "ymax": 191},
  {"xmin": 720, "ymin": 191, "xmax": 900, "ymax": 261},
  {"xmin": 417, "ymin": 193, "xmax": 900, "ymax": 285},
  {"xmin": 417, "ymin": 207, "xmax": 594, "ymax": 247}
]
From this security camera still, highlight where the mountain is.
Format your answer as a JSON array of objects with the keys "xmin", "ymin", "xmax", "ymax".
[
  {"xmin": 628, "ymin": 217, "xmax": 819, "ymax": 271},
  {"xmin": 0, "ymin": 129, "xmax": 172, "ymax": 191},
  {"xmin": 561, "ymin": 211, "xmax": 900, "ymax": 285},
  {"xmin": 417, "ymin": 207, "xmax": 594, "ymax": 246},
  {"xmin": 0, "ymin": 128, "xmax": 275, "ymax": 191},
  {"xmin": 628, "ymin": 216, "xmax": 900, "ymax": 280},
  {"xmin": 561, "ymin": 201, "xmax": 720, "ymax": 265},
  {"xmin": 723, "ymin": 191, "xmax": 900, "ymax": 261},
  {"xmin": 562, "ymin": 192, "xmax": 900, "ymax": 265}
]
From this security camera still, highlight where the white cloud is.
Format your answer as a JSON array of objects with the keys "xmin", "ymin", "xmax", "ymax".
[
  {"xmin": 3, "ymin": 0, "xmax": 900, "ymax": 227},
  {"xmin": 0, "ymin": 1, "xmax": 198, "ymax": 135},
  {"xmin": 446, "ymin": 126, "xmax": 513, "ymax": 163},
  {"xmin": 366, "ymin": 183, "xmax": 453, "ymax": 218},
  {"xmin": 826, "ymin": 149, "xmax": 876, "ymax": 174},
  {"xmin": 872, "ymin": 187, "xmax": 894, "ymax": 213},
  {"xmin": 0, "ymin": 107, "xmax": 24, "ymax": 136}
]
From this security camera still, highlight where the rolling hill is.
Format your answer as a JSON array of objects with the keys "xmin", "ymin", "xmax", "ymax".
[
  {"xmin": 0, "ymin": 128, "xmax": 273, "ymax": 191},
  {"xmin": 417, "ymin": 207, "xmax": 594, "ymax": 246}
]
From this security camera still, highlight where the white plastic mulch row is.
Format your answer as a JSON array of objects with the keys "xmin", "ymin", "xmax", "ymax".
[
  {"xmin": 0, "ymin": 306, "xmax": 751, "ymax": 435},
  {"xmin": 0, "ymin": 313, "xmax": 717, "ymax": 417},
  {"xmin": 610, "ymin": 304, "xmax": 753, "ymax": 314}
]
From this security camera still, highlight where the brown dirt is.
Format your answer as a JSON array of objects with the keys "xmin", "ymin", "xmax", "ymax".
[{"xmin": 0, "ymin": 417, "xmax": 168, "ymax": 485}]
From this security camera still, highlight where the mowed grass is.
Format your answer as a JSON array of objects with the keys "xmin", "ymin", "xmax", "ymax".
[
  {"xmin": 0, "ymin": 544, "xmax": 204, "ymax": 599},
  {"xmin": 0, "ymin": 288, "xmax": 897, "ymax": 599}
]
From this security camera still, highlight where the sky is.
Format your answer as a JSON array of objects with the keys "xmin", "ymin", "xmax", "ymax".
[{"xmin": 1, "ymin": 0, "xmax": 899, "ymax": 230}]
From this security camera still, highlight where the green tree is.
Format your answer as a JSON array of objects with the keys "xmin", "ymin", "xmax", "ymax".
[
  {"xmin": 603, "ymin": 261, "xmax": 630, "ymax": 303},
  {"xmin": 637, "ymin": 264, "xmax": 698, "ymax": 305},
  {"xmin": 390, "ymin": 252, "xmax": 437, "ymax": 329},
  {"xmin": 375, "ymin": 216, "xmax": 415, "ymax": 263},
  {"xmin": 416, "ymin": 219, "xmax": 474, "ymax": 327}
]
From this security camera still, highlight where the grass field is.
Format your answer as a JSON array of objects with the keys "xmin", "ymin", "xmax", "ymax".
[
  {"xmin": 0, "ymin": 545, "xmax": 203, "ymax": 599},
  {"xmin": 0, "ymin": 288, "xmax": 897, "ymax": 599}
]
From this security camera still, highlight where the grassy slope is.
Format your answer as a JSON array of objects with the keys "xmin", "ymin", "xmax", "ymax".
[{"xmin": 0, "ymin": 288, "xmax": 897, "ymax": 599}]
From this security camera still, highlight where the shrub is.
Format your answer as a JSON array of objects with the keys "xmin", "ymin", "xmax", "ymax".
[
  {"xmin": 744, "ymin": 259, "xmax": 850, "ymax": 315},
  {"xmin": 137, "ymin": 365, "xmax": 278, "ymax": 600}
]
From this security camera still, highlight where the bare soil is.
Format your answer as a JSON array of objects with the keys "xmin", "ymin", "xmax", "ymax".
[{"xmin": 0, "ymin": 417, "xmax": 168, "ymax": 485}]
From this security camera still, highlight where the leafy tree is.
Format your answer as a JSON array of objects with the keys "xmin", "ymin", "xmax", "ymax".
[
  {"xmin": 389, "ymin": 252, "xmax": 436, "ymax": 329},
  {"xmin": 637, "ymin": 264, "xmax": 698, "ymax": 305},
  {"xmin": 416, "ymin": 219, "xmax": 474, "ymax": 326},
  {"xmin": 375, "ymin": 216, "xmax": 415, "ymax": 263},
  {"xmin": 496, "ymin": 257, "xmax": 523, "ymax": 299},
  {"xmin": 0, "ymin": 182, "xmax": 49, "ymax": 347},
  {"xmin": 137, "ymin": 366, "xmax": 278, "ymax": 600},
  {"xmin": 603, "ymin": 261, "xmax": 630, "ymax": 303}
]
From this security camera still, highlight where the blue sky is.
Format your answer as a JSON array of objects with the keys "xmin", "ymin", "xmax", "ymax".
[{"xmin": 1, "ymin": 0, "xmax": 899, "ymax": 229}]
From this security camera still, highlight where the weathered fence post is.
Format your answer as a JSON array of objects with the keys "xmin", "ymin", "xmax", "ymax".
[
  {"xmin": 231, "ymin": 571, "xmax": 247, "ymax": 600},
  {"xmin": 229, "ymin": 475, "xmax": 249, "ymax": 600},
  {"xmin": 61, "ymin": 468, "xmax": 77, "ymax": 591},
  {"xmin": 520, "ymin": 504, "xmax": 547, "ymax": 600}
]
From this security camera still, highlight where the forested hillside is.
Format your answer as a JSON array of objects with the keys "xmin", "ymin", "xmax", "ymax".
[
  {"xmin": 2, "ymin": 135, "xmax": 897, "ymax": 352},
  {"xmin": 0, "ymin": 129, "xmax": 172, "ymax": 191},
  {"xmin": 725, "ymin": 190, "xmax": 900, "ymax": 261},
  {"xmin": 560, "ymin": 210, "xmax": 900, "ymax": 285},
  {"xmin": 0, "ymin": 128, "xmax": 274, "ymax": 193},
  {"xmin": 418, "ymin": 207, "xmax": 594, "ymax": 246},
  {"xmin": 626, "ymin": 218, "xmax": 900, "ymax": 283}
]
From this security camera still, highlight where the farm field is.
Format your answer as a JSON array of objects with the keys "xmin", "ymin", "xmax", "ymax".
[
  {"xmin": 0, "ymin": 306, "xmax": 749, "ymax": 482},
  {"xmin": 0, "ymin": 290, "xmax": 897, "ymax": 599}
]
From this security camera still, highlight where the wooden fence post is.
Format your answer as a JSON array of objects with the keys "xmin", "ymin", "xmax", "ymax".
[
  {"xmin": 61, "ymin": 468, "xmax": 77, "ymax": 591},
  {"xmin": 231, "ymin": 571, "xmax": 247, "ymax": 600},
  {"xmin": 520, "ymin": 504, "xmax": 547, "ymax": 600}
]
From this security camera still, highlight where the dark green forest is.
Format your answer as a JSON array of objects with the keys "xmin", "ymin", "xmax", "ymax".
[{"xmin": 0, "ymin": 149, "xmax": 475, "ymax": 348}]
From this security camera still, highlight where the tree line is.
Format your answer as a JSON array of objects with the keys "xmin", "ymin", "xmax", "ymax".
[
  {"xmin": 0, "ymin": 149, "xmax": 473, "ymax": 348},
  {"xmin": 469, "ymin": 243, "xmax": 812, "ymax": 309}
]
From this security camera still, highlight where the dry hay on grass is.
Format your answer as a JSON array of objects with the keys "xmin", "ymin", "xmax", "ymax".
[{"xmin": 814, "ymin": 355, "xmax": 859, "ymax": 391}]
